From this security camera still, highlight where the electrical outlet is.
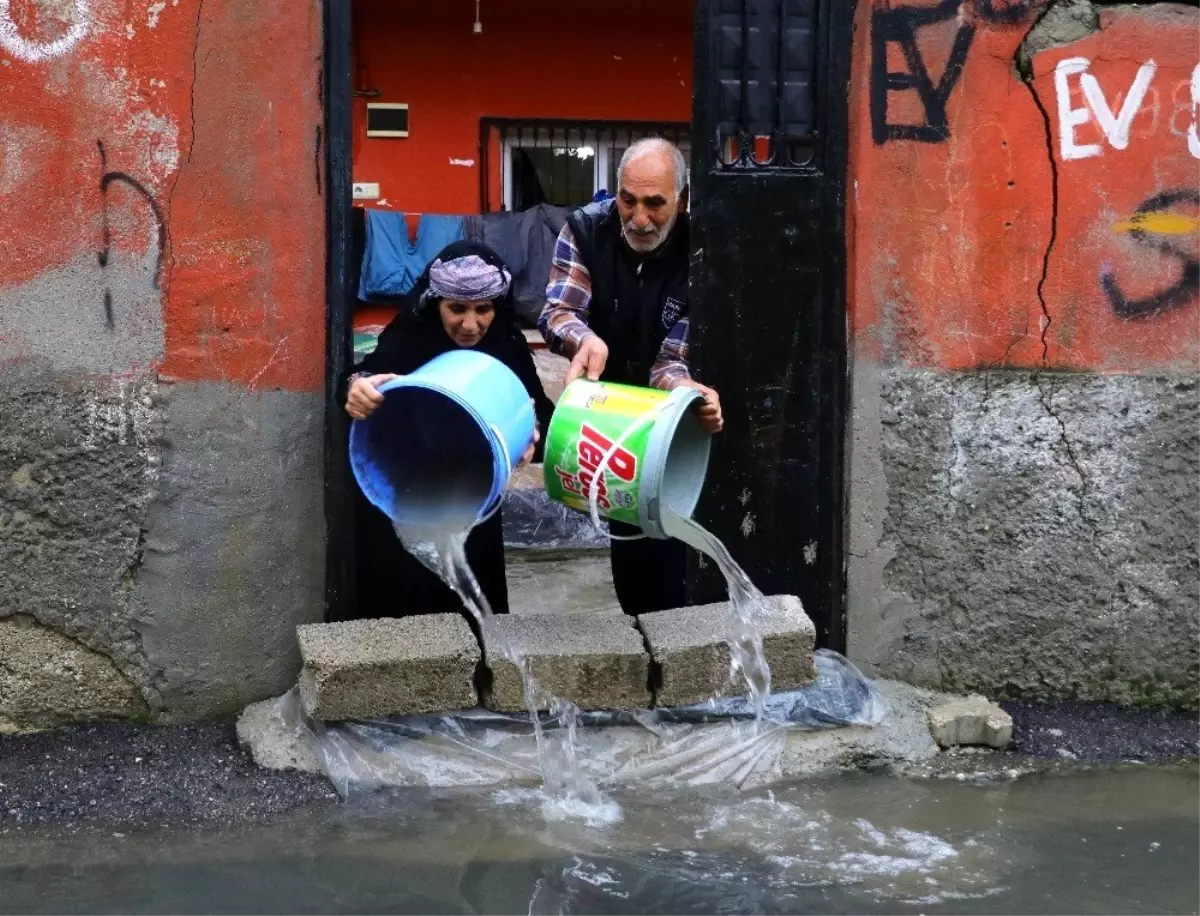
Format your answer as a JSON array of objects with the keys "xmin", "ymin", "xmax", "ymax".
[{"xmin": 352, "ymin": 182, "xmax": 380, "ymax": 200}]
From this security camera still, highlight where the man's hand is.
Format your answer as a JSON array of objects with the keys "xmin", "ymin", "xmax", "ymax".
[
  {"xmin": 345, "ymin": 374, "xmax": 399, "ymax": 421},
  {"xmin": 565, "ymin": 335, "xmax": 609, "ymax": 385},
  {"xmin": 678, "ymin": 380, "xmax": 723, "ymax": 433}
]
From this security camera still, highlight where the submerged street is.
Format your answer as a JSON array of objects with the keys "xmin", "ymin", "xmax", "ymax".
[{"xmin": 1, "ymin": 764, "xmax": 1196, "ymax": 914}]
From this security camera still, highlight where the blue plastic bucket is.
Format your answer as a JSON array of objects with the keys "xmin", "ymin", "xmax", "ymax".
[{"xmin": 349, "ymin": 350, "xmax": 536, "ymax": 532}]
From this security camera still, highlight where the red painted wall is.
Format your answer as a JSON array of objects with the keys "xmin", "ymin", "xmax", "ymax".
[
  {"xmin": 848, "ymin": 1, "xmax": 1199, "ymax": 373},
  {"xmin": 350, "ymin": 0, "xmax": 694, "ymax": 215},
  {"xmin": 0, "ymin": 0, "xmax": 325, "ymax": 392}
]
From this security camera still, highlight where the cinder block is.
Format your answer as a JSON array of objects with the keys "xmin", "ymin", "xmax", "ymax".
[
  {"xmin": 297, "ymin": 615, "xmax": 480, "ymax": 720},
  {"xmin": 484, "ymin": 613, "xmax": 651, "ymax": 712},
  {"xmin": 638, "ymin": 594, "xmax": 817, "ymax": 708},
  {"xmin": 928, "ymin": 695, "xmax": 1013, "ymax": 749}
]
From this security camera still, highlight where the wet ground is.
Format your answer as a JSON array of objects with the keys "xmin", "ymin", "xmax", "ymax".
[
  {"xmin": 1, "ymin": 764, "xmax": 1195, "ymax": 914},
  {"xmin": 505, "ymin": 548, "xmax": 617, "ymax": 615},
  {"xmin": 0, "ymin": 723, "xmax": 336, "ymax": 833},
  {"xmin": 1, "ymin": 698, "xmax": 1194, "ymax": 833}
]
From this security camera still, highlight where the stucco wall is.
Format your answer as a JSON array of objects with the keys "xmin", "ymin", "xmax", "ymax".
[
  {"xmin": 846, "ymin": 0, "xmax": 1199, "ymax": 706},
  {"xmin": 350, "ymin": 0, "xmax": 695, "ymax": 215},
  {"xmin": 0, "ymin": 0, "xmax": 326, "ymax": 725}
]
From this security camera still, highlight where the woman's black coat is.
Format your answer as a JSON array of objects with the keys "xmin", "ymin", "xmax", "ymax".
[{"xmin": 341, "ymin": 241, "xmax": 555, "ymax": 620}]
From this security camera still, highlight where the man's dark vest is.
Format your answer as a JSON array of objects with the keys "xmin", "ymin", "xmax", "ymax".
[{"xmin": 566, "ymin": 199, "xmax": 689, "ymax": 386}]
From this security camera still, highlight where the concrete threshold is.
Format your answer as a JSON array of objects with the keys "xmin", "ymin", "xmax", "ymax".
[{"xmin": 237, "ymin": 679, "xmax": 972, "ymax": 788}]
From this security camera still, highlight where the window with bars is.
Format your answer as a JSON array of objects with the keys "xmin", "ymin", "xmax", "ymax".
[
  {"xmin": 479, "ymin": 119, "xmax": 691, "ymax": 213},
  {"xmin": 709, "ymin": 0, "xmax": 819, "ymax": 169}
]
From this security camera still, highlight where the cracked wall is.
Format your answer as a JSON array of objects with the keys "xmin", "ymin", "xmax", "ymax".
[
  {"xmin": 846, "ymin": 0, "xmax": 1199, "ymax": 706},
  {"xmin": 0, "ymin": 0, "xmax": 325, "ymax": 723}
]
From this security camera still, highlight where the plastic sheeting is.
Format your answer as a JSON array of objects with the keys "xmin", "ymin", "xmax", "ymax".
[
  {"xmin": 501, "ymin": 487, "xmax": 609, "ymax": 549},
  {"xmin": 274, "ymin": 651, "xmax": 886, "ymax": 797}
]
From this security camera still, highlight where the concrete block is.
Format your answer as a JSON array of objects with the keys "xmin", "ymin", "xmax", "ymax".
[
  {"xmin": 638, "ymin": 595, "xmax": 817, "ymax": 708},
  {"xmin": 928, "ymin": 695, "xmax": 1013, "ymax": 749},
  {"xmin": 484, "ymin": 613, "xmax": 651, "ymax": 712},
  {"xmin": 297, "ymin": 616, "xmax": 480, "ymax": 720}
]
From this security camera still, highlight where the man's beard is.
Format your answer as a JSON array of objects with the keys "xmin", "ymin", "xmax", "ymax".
[{"xmin": 622, "ymin": 208, "xmax": 678, "ymax": 254}]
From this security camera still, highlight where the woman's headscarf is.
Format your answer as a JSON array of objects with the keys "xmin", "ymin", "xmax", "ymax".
[
  {"xmin": 407, "ymin": 240, "xmax": 515, "ymax": 324},
  {"xmin": 390, "ymin": 240, "xmax": 526, "ymax": 366},
  {"xmin": 427, "ymin": 252, "xmax": 512, "ymax": 304}
]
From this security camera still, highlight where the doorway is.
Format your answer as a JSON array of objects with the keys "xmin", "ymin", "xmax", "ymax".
[{"xmin": 322, "ymin": 0, "xmax": 851, "ymax": 647}]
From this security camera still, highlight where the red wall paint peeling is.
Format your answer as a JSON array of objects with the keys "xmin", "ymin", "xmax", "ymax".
[
  {"xmin": 163, "ymin": 1, "xmax": 324, "ymax": 391},
  {"xmin": 349, "ymin": 0, "xmax": 694, "ymax": 215},
  {"xmin": 849, "ymin": 0, "xmax": 1200, "ymax": 373},
  {"xmin": 0, "ymin": 0, "xmax": 325, "ymax": 392}
]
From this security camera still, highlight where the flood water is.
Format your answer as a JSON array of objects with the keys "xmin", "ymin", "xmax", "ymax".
[{"xmin": 3, "ymin": 764, "xmax": 1195, "ymax": 915}]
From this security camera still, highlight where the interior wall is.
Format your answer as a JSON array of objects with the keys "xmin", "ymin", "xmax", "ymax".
[{"xmin": 350, "ymin": 0, "xmax": 694, "ymax": 215}]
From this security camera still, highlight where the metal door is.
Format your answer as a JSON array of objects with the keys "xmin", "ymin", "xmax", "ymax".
[{"xmin": 689, "ymin": 0, "xmax": 853, "ymax": 650}]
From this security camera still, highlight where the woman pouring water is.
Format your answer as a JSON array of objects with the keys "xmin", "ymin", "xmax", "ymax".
[{"xmin": 342, "ymin": 241, "xmax": 555, "ymax": 619}]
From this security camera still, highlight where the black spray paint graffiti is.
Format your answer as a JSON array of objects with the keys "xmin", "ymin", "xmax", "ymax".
[
  {"xmin": 870, "ymin": 0, "xmax": 1038, "ymax": 145},
  {"xmin": 97, "ymin": 140, "xmax": 166, "ymax": 327},
  {"xmin": 1102, "ymin": 190, "xmax": 1200, "ymax": 320}
]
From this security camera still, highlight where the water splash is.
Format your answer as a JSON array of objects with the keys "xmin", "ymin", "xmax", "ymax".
[
  {"xmin": 661, "ymin": 507, "xmax": 772, "ymax": 724},
  {"xmin": 576, "ymin": 393, "xmax": 775, "ymax": 726},
  {"xmin": 393, "ymin": 520, "xmax": 614, "ymax": 819}
]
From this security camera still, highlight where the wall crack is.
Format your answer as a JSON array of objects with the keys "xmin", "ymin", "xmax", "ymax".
[
  {"xmin": 1021, "ymin": 68, "xmax": 1058, "ymax": 365},
  {"xmin": 164, "ymin": 0, "xmax": 205, "ymax": 296},
  {"xmin": 1035, "ymin": 375, "xmax": 1100, "ymax": 545}
]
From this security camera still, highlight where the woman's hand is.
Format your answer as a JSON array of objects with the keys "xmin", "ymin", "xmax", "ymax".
[
  {"xmin": 345, "ymin": 374, "xmax": 399, "ymax": 421},
  {"xmin": 517, "ymin": 399, "xmax": 540, "ymax": 468}
]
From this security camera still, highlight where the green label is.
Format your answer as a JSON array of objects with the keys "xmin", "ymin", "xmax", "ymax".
[{"xmin": 543, "ymin": 381, "xmax": 667, "ymax": 528}]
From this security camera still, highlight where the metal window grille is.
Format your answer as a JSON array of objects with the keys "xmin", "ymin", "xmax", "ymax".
[
  {"xmin": 479, "ymin": 119, "xmax": 691, "ymax": 213},
  {"xmin": 710, "ymin": 0, "xmax": 819, "ymax": 169}
]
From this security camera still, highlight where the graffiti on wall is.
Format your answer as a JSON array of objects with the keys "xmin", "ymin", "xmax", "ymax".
[
  {"xmin": 97, "ymin": 140, "xmax": 166, "ymax": 328},
  {"xmin": 1052, "ymin": 56, "xmax": 1199, "ymax": 320},
  {"xmin": 869, "ymin": 0, "xmax": 1039, "ymax": 144},
  {"xmin": 853, "ymin": 0, "xmax": 1199, "ymax": 370},
  {"xmin": 0, "ymin": 0, "xmax": 90, "ymax": 63},
  {"xmin": 1103, "ymin": 190, "xmax": 1200, "ymax": 320},
  {"xmin": 1056, "ymin": 59, "xmax": 1200, "ymax": 161}
]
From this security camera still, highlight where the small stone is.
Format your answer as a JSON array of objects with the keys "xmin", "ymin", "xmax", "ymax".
[
  {"xmin": 297, "ymin": 615, "xmax": 481, "ymax": 720},
  {"xmin": 484, "ymin": 614, "xmax": 650, "ymax": 712},
  {"xmin": 927, "ymin": 695, "xmax": 1013, "ymax": 749}
]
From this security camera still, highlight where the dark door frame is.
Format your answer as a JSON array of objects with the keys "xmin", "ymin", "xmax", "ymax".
[
  {"xmin": 689, "ymin": 0, "xmax": 853, "ymax": 652},
  {"xmin": 323, "ymin": 0, "xmax": 355, "ymax": 622}
]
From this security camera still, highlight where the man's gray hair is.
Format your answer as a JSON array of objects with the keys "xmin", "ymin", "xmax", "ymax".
[{"xmin": 617, "ymin": 138, "xmax": 688, "ymax": 196}]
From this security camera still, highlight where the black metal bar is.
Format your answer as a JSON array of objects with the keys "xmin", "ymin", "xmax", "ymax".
[
  {"xmin": 772, "ymin": 0, "xmax": 787, "ymax": 165},
  {"xmin": 323, "ymin": 0, "xmax": 355, "ymax": 622},
  {"xmin": 814, "ymin": 0, "xmax": 851, "ymax": 654},
  {"xmin": 736, "ymin": 0, "xmax": 748, "ymax": 166}
]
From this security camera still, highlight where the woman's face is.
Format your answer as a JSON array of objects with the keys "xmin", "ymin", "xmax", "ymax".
[{"xmin": 439, "ymin": 298, "xmax": 495, "ymax": 348}]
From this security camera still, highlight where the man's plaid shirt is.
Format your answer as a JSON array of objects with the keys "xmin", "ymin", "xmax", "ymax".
[{"xmin": 538, "ymin": 224, "xmax": 691, "ymax": 390}]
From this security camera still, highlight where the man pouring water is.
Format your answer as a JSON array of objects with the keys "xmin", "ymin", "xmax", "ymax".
[{"xmin": 539, "ymin": 138, "xmax": 723, "ymax": 617}]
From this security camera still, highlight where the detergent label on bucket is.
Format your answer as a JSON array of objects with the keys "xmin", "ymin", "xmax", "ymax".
[{"xmin": 544, "ymin": 380, "xmax": 666, "ymax": 528}]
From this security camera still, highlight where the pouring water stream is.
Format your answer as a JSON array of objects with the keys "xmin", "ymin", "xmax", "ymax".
[{"xmin": 387, "ymin": 384, "xmax": 776, "ymax": 816}]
